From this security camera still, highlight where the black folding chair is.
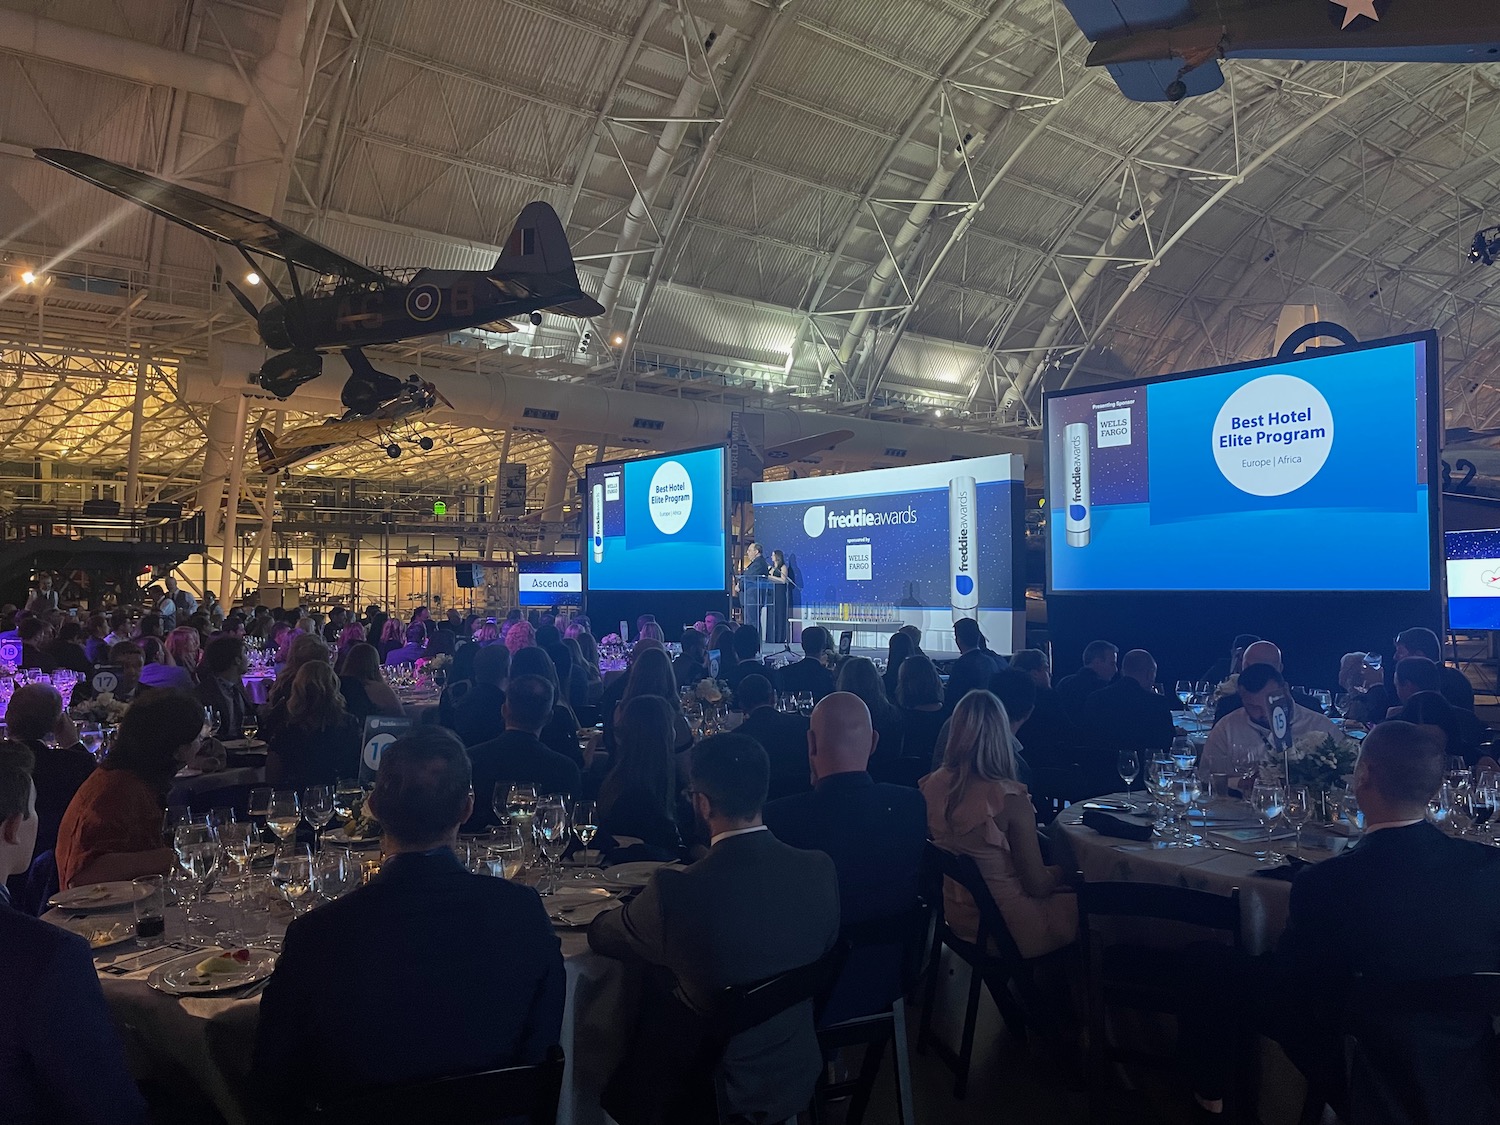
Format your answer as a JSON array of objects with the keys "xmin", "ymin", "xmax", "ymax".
[
  {"xmin": 811, "ymin": 908, "xmax": 927, "ymax": 1125},
  {"xmin": 300, "ymin": 1045, "xmax": 565, "ymax": 1125},
  {"xmin": 707, "ymin": 940, "xmax": 852, "ymax": 1124},
  {"xmin": 1076, "ymin": 880, "xmax": 1244, "ymax": 1115},
  {"xmin": 917, "ymin": 842, "xmax": 1058, "ymax": 1098}
]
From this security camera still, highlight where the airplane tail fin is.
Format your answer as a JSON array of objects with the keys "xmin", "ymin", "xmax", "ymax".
[
  {"xmin": 254, "ymin": 428, "xmax": 285, "ymax": 475},
  {"xmin": 492, "ymin": 202, "xmax": 606, "ymax": 319}
]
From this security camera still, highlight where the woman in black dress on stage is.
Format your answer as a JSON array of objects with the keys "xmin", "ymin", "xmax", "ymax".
[{"xmin": 767, "ymin": 549, "xmax": 793, "ymax": 645}]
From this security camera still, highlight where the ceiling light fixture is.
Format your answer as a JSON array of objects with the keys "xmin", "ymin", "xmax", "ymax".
[
  {"xmin": 246, "ymin": 272, "xmax": 261, "ymax": 285},
  {"xmin": 612, "ymin": 334, "xmax": 624, "ymax": 347},
  {"xmin": 20, "ymin": 270, "xmax": 36, "ymax": 285}
]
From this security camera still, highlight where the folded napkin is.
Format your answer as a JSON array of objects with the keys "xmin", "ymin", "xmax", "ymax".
[
  {"xmin": 1081, "ymin": 809, "xmax": 1154, "ymax": 841},
  {"xmin": 1253, "ymin": 855, "xmax": 1310, "ymax": 881}
]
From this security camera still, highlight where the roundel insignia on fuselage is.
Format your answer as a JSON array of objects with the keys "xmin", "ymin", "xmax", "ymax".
[{"xmin": 406, "ymin": 285, "xmax": 441, "ymax": 321}]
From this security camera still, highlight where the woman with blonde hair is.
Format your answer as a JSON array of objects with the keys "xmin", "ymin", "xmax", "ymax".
[
  {"xmin": 138, "ymin": 633, "xmax": 195, "ymax": 692},
  {"xmin": 263, "ymin": 632, "xmax": 332, "ymax": 715},
  {"xmin": 265, "ymin": 661, "xmax": 361, "ymax": 787},
  {"xmin": 920, "ymin": 689, "xmax": 1076, "ymax": 958}
]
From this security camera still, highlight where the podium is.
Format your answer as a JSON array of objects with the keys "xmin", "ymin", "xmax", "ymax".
[{"xmin": 740, "ymin": 576, "xmax": 774, "ymax": 639}]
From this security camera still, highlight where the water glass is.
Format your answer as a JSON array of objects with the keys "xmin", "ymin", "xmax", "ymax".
[
  {"xmin": 132, "ymin": 874, "xmax": 166, "ymax": 947},
  {"xmin": 486, "ymin": 823, "xmax": 527, "ymax": 879},
  {"xmin": 271, "ymin": 848, "xmax": 314, "ymax": 916},
  {"xmin": 267, "ymin": 790, "xmax": 301, "ymax": 848},
  {"xmin": 302, "ymin": 785, "xmax": 336, "ymax": 849},
  {"xmin": 78, "ymin": 722, "xmax": 104, "ymax": 761},
  {"xmin": 1174, "ymin": 680, "xmax": 1193, "ymax": 707},
  {"xmin": 248, "ymin": 786, "xmax": 273, "ymax": 826},
  {"xmin": 313, "ymin": 849, "xmax": 361, "ymax": 901},
  {"xmin": 1284, "ymin": 785, "xmax": 1313, "ymax": 854},
  {"xmin": 533, "ymin": 796, "xmax": 570, "ymax": 895},
  {"xmin": 1251, "ymin": 782, "xmax": 1286, "ymax": 863},
  {"xmin": 1117, "ymin": 750, "xmax": 1139, "ymax": 791},
  {"xmin": 174, "ymin": 822, "xmax": 219, "ymax": 920}
]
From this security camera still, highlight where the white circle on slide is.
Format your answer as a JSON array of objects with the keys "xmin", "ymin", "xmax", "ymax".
[
  {"xmin": 803, "ymin": 506, "xmax": 827, "ymax": 538},
  {"xmin": 1211, "ymin": 374, "xmax": 1333, "ymax": 497},
  {"xmin": 648, "ymin": 460, "xmax": 693, "ymax": 535}
]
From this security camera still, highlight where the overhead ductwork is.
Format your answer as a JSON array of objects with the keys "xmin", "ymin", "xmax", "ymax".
[{"xmin": 182, "ymin": 343, "xmax": 1040, "ymax": 481}]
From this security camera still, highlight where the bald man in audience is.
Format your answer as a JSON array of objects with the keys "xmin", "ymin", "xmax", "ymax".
[
  {"xmin": 763, "ymin": 692, "xmax": 927, "ymax": 1024},
  {"xmin": 1214, "ymin": 640, "xmax": 1322, "ymax": 721}
]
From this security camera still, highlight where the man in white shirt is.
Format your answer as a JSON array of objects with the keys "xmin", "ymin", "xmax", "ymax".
[{"xmin": 1198, "ymin": 662, "xmax": 1338, "ymax": 783}]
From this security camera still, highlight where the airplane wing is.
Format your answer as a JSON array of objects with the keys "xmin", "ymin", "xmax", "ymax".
[
  {"xmin": 35, "ymin": 148, "xmax": 389, "ymax": 287},
  {"xmin": 1057, "ymin": 0, "xmax": 1225, "ymax": 101},
  {"xmin": 764, "ymin": 430, "xmax": 856, "ymax": 464}
]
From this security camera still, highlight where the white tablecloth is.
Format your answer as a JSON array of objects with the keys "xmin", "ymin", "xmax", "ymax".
[{"xmin": 53, "ymin": 900, "xmax": 628, "ymax": 1125}]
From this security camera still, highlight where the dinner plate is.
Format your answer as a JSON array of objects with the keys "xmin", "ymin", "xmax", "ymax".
[
  {"xmin": 545, "ymin": 887, "xmax": 615, "ymax": 911},
  {"xmin": 149, "ymin": 950, "xmax": 277, "ymax": 996},
  {"xmin": 49, "ymin": 881, "xmax": 153, "ymax": 910},
  {"xmin": 604, "ymin": 861, "xmax": 672, "ymax": 887},
  {"xmin": 52, "ymin": 914, "xmax": 136, "ymax": 950},
  {"xmin": 323, "ymin": 829, "xmax": 380, "ymax": 849}
]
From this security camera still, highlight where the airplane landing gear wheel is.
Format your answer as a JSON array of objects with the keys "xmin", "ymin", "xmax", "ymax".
[
  {"xmin": 257, "ymin": 350, "xmax": 323, "ymax": 398},
  {"xmin": 418, "ymin": 437, "xmax": 434, "ymax": 451},
  {"xmin": 529, "ymin": 311, "xmax": 543, "ymax": 326},
  {"xmin": 386, "ymin": 443, "xmax": 401, "ymax": 459}
]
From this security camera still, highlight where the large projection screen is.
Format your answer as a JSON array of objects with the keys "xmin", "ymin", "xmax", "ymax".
[{"xmin": 751, "ymin": 453, "xmax": 1026, "ymax": 654}]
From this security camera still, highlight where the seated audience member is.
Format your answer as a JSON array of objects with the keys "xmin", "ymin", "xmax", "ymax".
[
  {"xmin": 1389, "ymin": 656, "xmax": 1443, "ymax": 717},
  {"xmin": 1394, "ymin": 626, "xmax": 1476, "ymax": 711},
  {"xmin": 545, "ymin": 640, "xmax": 589, "ymax": 715},
  {"xmin": 1184, "ymin": 722, "xmax": 1500, "ymax": 1121},
  {"xmin": 673, "ymin": 628, "xmax": 710, "ymax": 689},
  {"xmin": 0, "ymin": 743, "xmax": 148, "ymax": 1125},
  {"xmin": 598, "ymin": 638, "xmax": 663, "ymax": 751},
  {"xmin": 383, "ymin": 621, "xmax": 428, "ymax": 666},
  {"xmin": 102, "ymin": 608, "xmax": 130, "ymax": 647},
  {"xmin": 375, "ymin": 616, "xmax": 406, "ymax": 661},
  {"xmin": 263, "ymin": 632, "xmax": 333, "ymax": 715},
  {"xmin": 606, "ymin": 647, "xmax": 691, "ymax": 756},
  {"xmin": 264, "ymin": 663, "xmax": 362, "ymax": 788},
  {"xmin": 464, "ymin": 675, "xmax": 581, "ymax": 832},
  {"xmin": 1398, "ymin": 691, "xmax": 1483, "ymax": 766},
  {"xmin": 1212, "ymin": 640, "xmax": 1322, "ymax": 720},
  {"xmin": 589, "ymin": 734, "xmax": 839, "ymax": 1125},
  {"xmin": 706, "ymin": 623, "xmax": 735, "ymax": 672},
  {"xmin": 535, "ymin": 623, "xmax": 562, "ymax": 651},
  {"xmin": 164, "ymin": 626, "xmax": 201, "ymax": 684},
  {"xmin": 1339, "ymin": 652, "xmax": 1392, "ymax": 725},
  {"xmin": 82, "ymin": 615, "xmax": 111, "ymax": 665},
  {"xmin": 198, "ymin": 634, "xmax": 254, "ymax": 740},
  {"xmin": 504, "ymin": 620, "xmax": 536, "ymax": 654},
  {"xmin": 5, "ymin": 684, "xmax": 93, "ymax": 865},
  {"xmin": 1006, "ymin": 649, "xmax": 1080, "ymax": 768},
  {"xmin": 106, "ymin": 641, "xmax": 145, "ymax": 701},
  {"xmin": 1198, "ymin": 663, "xmax": 1339, "ymax": 783},
  {"xmin": 735, "ymin": 674, "xmax": 812, "ymax": 801},
  {"xmin": 332, "ymin": 623, "xmax": 367, "ymax": 666},
  {"xmin": 943, "ymin": 618, "xmax": 1004, "ymax": 711},
  {"xmin": 254, "ymin": 728, "xmax": 565, "ymax": 1111},
  {"xmin": 450, "ymin": 644, "xmax": 509, "ymax": 746},
  {"xmin": 921, "ymin": 690, "xmax": 1076, "ymax": 959},
  {"xmin": 893, "ymin": 654, "xmax": 946, "ymax": 785},
  {"xmin": 1082, "ymin": 648, "xmax": 1174, "ymax": 758},
  {"xmin": 17, "ymin": 618, "xmax": 54, "ymax": 672},
  {"xmin": 510, "ymin": 646, "xmax": 584, "ymax": 767},
  {"xmin": 1054, "ymin": 640, "xmax": 1119, "ymax": 719},
  {"xmin": 55, "ymin": 691, "xmax": 199, "ymax": 888},
  {"xmin": 336, "ymin": 642, "xmax": 404, "ymax": 721},
  {"xmin": 43, "ymin": 622, "xmax": 94, "ymax": 677},
  {"xmin": 723, "ymin": 625, "xmax": 764, "ymax": 690},
  {"xmin": 1202, "ymin": 633, "xmax": 1260, "ymax": 686},
  {"xmin": 930, "ymin": 669, "xmax": 1037, "ymax": 778},
  {"xmin": 563, "ymin": 635, "xmax": 601, "ymax": 705},
  {"xmin": 835, "ymin": 656, "xmax": 903, "ymax": 766},
  {"xmin": 597, "ymin": 695, "xmax": 684, "ymax": 854},
  {"xmin": 882, "ymin": 631, "xmax": 915, "ymax": 702},
  {"xmin": 764, "ymin": 692, "xmax": 927, "ymax": 1023},
  {"xmin": 776, "ymin": 625, "xmax": 837, "ymax": 702}
]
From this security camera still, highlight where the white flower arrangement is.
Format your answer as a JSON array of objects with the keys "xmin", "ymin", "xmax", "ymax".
[
  {"xmin": 71, "ymin": 691, "xmax": 130, "ymax": 725},
  {"xmin": 1274, "ymin": 731, "xmax": 1361, "ymax": 793}
]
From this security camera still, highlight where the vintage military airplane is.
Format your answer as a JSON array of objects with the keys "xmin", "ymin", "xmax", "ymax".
[
  {"xmin": 1057, "ymin": 0, "xmax": 1500, "ymax": 102},
  {"xmin": 33, "ymin": 148, "xmax": 605, "ymax": 400},
  {"xmin": 253, "ymin": 350, "xmax": 454, "ymax": 473}
]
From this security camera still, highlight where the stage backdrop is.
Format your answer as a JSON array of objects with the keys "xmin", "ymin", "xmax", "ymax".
[{"xmin": 751, "ymin": 454, "xmax": 1026, "ymax": 655}]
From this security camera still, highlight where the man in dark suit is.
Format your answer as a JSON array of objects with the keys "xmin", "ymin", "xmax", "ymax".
[
  {"xmin": 197, "ymin": 634, "xmax": 252, "ymax": 740},
  {"xmin": 942, "ymin": 617, "xmax": 1003, "ymax": 713},
  {"xmin": 672, "ymin": 629, "xmax": 710, "ymax": 689},
  {"xmin": 776, "ymin": 625, "xmax": 837, "ymax": 702},
  {"xmin": 722, "ymin": 624, "xmax": 765, "ymax": 691},
  {"xmin": 462, "ymin": 675, "xmax": 580, "ymax": 832},
  {"xmin": 1395, "ymin": 626, "xmax": 1476, "ymax": 711},
  {"xmin": 1053, "ymin": 639, "xmax": 1118, "ymax": 720},
  {"xmin": 1185, "ymin": 722, "xmax": 1500, "ymax": 1121},
  {"xmin": 0, "ymin": 743, "xmax": 148, "ymax": 1125},
  {"xmin": 734, "ymin": 674, "xmax": 811, "ymax": 801},
  {"xmin": 254, "ymin": 728, "xmax": 565, "ymax": 1111},
  {"xmin": 764, "ymin": 692, "xmax": 926, "ymax": 1024},
  {"xmin": 1081, "ymin": 648, "xmax": 1174, "ymax": 757},
  {"xmin": 1006, "ymin": 649, "xmax": 1080, "ymax": 768},
  {"xmin": 450, "ymin": 644, "xmax": 508, "ymax": 747},
  {"xmin": 590, "ymin": 734, "xmax": 840, "ymax": 1125}
]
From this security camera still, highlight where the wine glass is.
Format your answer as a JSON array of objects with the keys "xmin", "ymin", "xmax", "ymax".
[
  {"xmin": 1174, "ymin": 680, "xmax": 1193, "ymax": 707},
  {"xmin": 302, "ymin": 785, "xmax": 335, "ymax": 850},
  {"xmin": 174, "ymin": 822, "xmax": 219, "ymax": 924},
  {"xmin": 1284, "ymin": 785, "xmax": 1313, "ymax": 855},
  {"xmin": 162, "ymin": 804, "xmax": 194, "ymax": 846},
  {"xmin": 796, "ymin": 691, "xmax": 814, "ymax": 716},
  {"xmin": 1171, "ymin": 772, "xmax": 1202, "ymax": 846},
  {"xmin": 271, "ymin": 848, "xmax": 314, "ymax": 917},
  {"xmin": 1339, "ymin": 790, "xmax": 1366, "ymax": 837},
  {"xmin": 486, "ymin": 823, "xmax": 528, "ymax": 879},
  {"xmin": 1251, "ymin": 782, "xmax": 1286, "ymax": 863},
  {"xmin": 500, "ymin": 782, "xmax": 538, "ymax": 831},
  {"xmin": 266, "ymin": 790, "xmax": 301, "ymax": 851},
  {"xmin": 333, "ymin": 778, "xmax": 362, "ymax": 823},
  {"xmin": 1117, "ymin": 750, "xmax": 1140, "ymax": 792},
  {"xmin": 1428, "ymin": 783, "xmax": 1453, "ymax": 829},
  {"xmin": 78, "ymin": 721, "xmax": 104, "ymax": 761},
  {"xmin": 1474, "ymin": 786, "xmax": 1498, "ymax": 841},
  {"xmin": 1170, "ymin": 735, "xmax": 1197, "ymax": 774},
  {"xmin": 1314, "ymin": 689, "xmax": 1333, "ymax": 716},
  {"xmin": 241, "ymin": 715, "xmax": 259, "ymax": 743},
  {"xmin": 572, "ymin": 800, "xmax": 604, "ymax": 881},
  {"xmin": 1146, "ymin": 757, "xmax": 1176, "ymax": 838},
  {"xmin": 202, "ymin": 706, "xmax": 219, "ymax": 740},
  {"xmin": 532, "ymin": 795, "xmax": 569, "ymax": 896},
  {"xmin": 312, "ymin": 849, "xmax": 361, "ymax": 902},
  {"xmin": 213, "ymin": 822, "xmax": 256, "ymax": 944},
  {"xmin": 248, "ymin": 786, "xmax": 273, "ymax": 840}
]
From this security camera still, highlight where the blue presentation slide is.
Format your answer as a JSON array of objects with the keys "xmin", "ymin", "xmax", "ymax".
[
  {"xmin": 585, "ymin": 447, "xmax": 727, "ymax": 591},
  {"xmin": 1446, "ymin": 530, "xmax": 1500, "ymax": 630},
  {"xmin": 1046, "ymin": 336, "xmax": 1435, "ymax": 593}
]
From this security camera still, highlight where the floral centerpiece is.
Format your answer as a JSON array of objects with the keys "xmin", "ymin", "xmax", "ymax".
[
  {"xmin": 340, "ymin": 791, "xmax": 381, "ymax": 840},
  {"xmin": 1215, "ymin": 674, "xmax": 1239, "ymax": 699},
  {"xmin": 71, "ymin": 691, "xmax": 130, "ymax": 726},
  {"xmin": 1271, "ymin": 731, "xmax": 1361, "ymax": 795},
  {"xmin": 694, "ymin": 678, "xmax": 732, "ymax": 707}
]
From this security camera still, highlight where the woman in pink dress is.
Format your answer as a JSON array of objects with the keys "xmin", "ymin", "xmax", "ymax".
[{"xmin": 920, "ymin": 689, "xmax": 1077, "ymax": 958}]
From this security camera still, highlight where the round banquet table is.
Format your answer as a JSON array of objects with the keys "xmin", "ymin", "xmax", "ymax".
[
  {"xmin": 1046, "ymin": 793, "xmax": 1351, "ymax": 955},
  {"xmin": 51, "ymin": 892, "xmax": 631, "ymax": 1125}
]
